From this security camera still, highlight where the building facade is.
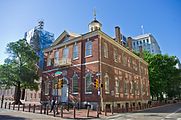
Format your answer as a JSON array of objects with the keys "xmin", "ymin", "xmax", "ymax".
[
  {"xmin": 132, "ymin": 33, "xmax": 161, "ymax": 54},
  {"xmin": 42, "ymin": 18, "xmax": 150, "ymax": 110}
]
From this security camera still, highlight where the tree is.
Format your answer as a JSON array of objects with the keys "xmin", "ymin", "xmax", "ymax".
[
  {"xmin": 135, "ymin": 51, "xmax": 181, "ymax": 100},
  {"xmin": 0, "ymin": 39, "xmax": 39, "ymax": 104}
]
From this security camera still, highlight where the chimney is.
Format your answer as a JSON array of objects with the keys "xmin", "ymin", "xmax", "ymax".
[
  {"xmin": 115, "ymin": 26, "xmax": 121, "ymax": 44},
  {"xmin": 139, "ymin": 46, "xmax": 143, "ymax": 58},
  {"xmin": 127, "ymin": 37, "xmax": 133, "ymax": 51}
]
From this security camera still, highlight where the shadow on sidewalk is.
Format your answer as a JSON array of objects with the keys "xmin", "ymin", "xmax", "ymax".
[{"xmin": 0, "ymin": 115, "xmax": 26, "ymax": 120}]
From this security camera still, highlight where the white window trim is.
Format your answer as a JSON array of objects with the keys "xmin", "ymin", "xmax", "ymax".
[
  {"xmin": 85, "ymin": 73, "xmax": 92, "ymax": 94},
  {"xmin": 73, "ymin": 44, "xmax": 79, "ymax": 60},
  {"xmin": 72, "ymin": 73, "xmax": 79, "ymax": 94},
  {"xmin": 85, "ymin": 40, "xmax": 92, "ymax": 57}
]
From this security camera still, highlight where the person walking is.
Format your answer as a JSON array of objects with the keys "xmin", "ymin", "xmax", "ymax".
[{"xmin": 50, "ymin": 97, "xmax": 56, "ymax": 112}]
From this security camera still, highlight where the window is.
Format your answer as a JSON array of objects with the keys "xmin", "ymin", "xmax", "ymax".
[
  {"xmin": 104, "ymin": 73, "xmax": 110, "ymax": 94},
  {"xmin": 72, "ymin": 72, "xmax": 78, "ymax": 93},
  {"xmin": 47, "ymin": 53, "xmax": 51, "ymax": 66},
  {"xmin": 140, "ymin": 41, "xmax": 142, "ymax": 45},
  {"xmin": 103, "ymin": 42, "xmax": 108, "ymax": 58},
  {"xmin": 85, "ymin": 73, "xmax": 92, "ymax": 94},
  {"xmin": 54, "ymin": 50, "xmax": 59, "ymax": 66},
  {"xmin": 146, "ymin": 39, "xmax": 149, "ymax": 43},
  {"xmin": 114, "ymin": 48, "xmax": 118, "ymax": 62},
  {"xmin": 44, "ymin": 80, "xmax": 49, "ymax": 95},
  {"xmin": 115, "ymin": 77, "xmax": 120, "ymax": 94},
  {"xmin": 143, "ymin": 40, "xmax": 145, "ymax": 43},
  {"xmin": 123, "ymin": 53, "xmax": 127, "ymax": 66},
  {"xmin": 63, "ymin": 47, "xmax": 69, "ymax": 59},
  {"xmin": 85, "ymin": 40, "xmax": 92, "ymax": 56},
  {"xmin": 73, "ymin": 43, "xmax": 78, "ymax": 59},
  {"xmin": 124, "ymin": 81, "xmax": 128, "ymax": 95},
  {"xmin": 34, "ymin": 93, "xmax": 37, "ymax": 98}
]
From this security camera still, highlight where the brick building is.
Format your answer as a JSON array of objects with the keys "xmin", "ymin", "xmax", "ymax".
[{"xmin": 41, "ymin": 17, "xmax": 150, "ymax": 110}]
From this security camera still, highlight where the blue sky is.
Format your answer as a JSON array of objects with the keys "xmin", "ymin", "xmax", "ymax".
[{"xmin": 0, "ymin": 0, "xmax": 181, "ymax": 64}]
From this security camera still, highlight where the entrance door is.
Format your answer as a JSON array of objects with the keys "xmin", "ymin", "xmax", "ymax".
[{"xmin": 61, "ymin": 79, "xmax": 68, "ymax": 103}]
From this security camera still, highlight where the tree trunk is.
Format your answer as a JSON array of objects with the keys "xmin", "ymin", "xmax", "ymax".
[
  {"xmin": 13, "ymin": 82, "xmax": 22, "ymax": 104},
  {"xmin": 21, "ymin": 89, "xmax": 25, "ymax": 100}
]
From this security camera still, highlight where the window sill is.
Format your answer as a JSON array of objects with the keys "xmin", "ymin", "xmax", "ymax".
[
  {"xmin": 85, "ymin": 55, "xmax": 92, "ymax": 58},
  {"xmin": 72, "ymin": 92, "xmax": 78, "ymax": 95},
  {"xmin": 73, "ymin": 57, "xmax": 79, "ymax": 60},
  {"xmin": 85, "ymin": 92, "xmax": 92, "ymax": 94}
]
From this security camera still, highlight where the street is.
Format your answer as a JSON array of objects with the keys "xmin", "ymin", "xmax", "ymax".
[
  {"xmin": 101, "ymin": 102, "xmax": 181, "ymax": 120},
  {"xmin": 0, "ymin": 103, "xmax": 181, "ymax": 120}
]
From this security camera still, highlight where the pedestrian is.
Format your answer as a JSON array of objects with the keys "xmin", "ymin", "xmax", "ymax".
[{"xmin": 50, "ymin": 97, "xmax": 56, "ymax": 112}]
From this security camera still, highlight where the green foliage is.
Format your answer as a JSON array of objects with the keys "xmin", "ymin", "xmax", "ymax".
[
  {"xmin": 140, "ymin": 51, "xmax": 181, "ymax": 100},
  {"xmin": 0, "ymin": 39, "xmax": 40, "ymax": 102}
]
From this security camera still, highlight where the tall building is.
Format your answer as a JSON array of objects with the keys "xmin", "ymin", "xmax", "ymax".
[
  {"xmin": 132, "ymin": 33, "xmax": 161, "ymax": 54},
  {"xmin": 25, "ymin": 21, "xmax": 54, "ymax": 69},
  {"xmin": 41, "ymin": 16, "xmax": 150, "ymax": 110}
]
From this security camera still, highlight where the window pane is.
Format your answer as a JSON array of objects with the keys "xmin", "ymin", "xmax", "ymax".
[
  {"xmin": 73, "ymin": 45, "xmax": 78, "ymax": 59},
  {"xmin": 63, "ymin": 47, "xmax": 69, "ymax": 58},
  {"xmin": 85, "ymin": 73, "xmax": 92, "ymax": 93},
  {"xmin": 85, "ymin": 41, "xmax": 92, "ymax": 56},
  {"xmin": 72, "ymin": 73, "xmax": 78, "ymax": 93}
]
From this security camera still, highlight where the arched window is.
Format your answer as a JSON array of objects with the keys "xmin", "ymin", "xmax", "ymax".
[
  {"xmin": 85, "ymin": 40, "xmax": 92, "ymax": 56},
  {"xmin": 72, "ymin": 72, "xmax": 78, "ymax": 93},
  {"xmin": 103, "ymin": 42, "xmax": 108, "ymax": 58},
  {"xmin": 104, "ymin": 73, "xmax": 109, "ymax": 94},
  {"xmin": 85, "ymin": 73, "xmax": 92, "ymax": 94}
]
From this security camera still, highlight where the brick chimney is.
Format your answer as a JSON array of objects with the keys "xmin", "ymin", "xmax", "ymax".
[
  {"xmin": 115, "ymin": 26, "xmax": 121, "ymax": 44},
  {"xmin": 127, "ymin": 37, "xmax": 133, "ymax": 51},
  {"xmin": 139, "ymin": 46, "xmax": 143, "ymax": 58}
]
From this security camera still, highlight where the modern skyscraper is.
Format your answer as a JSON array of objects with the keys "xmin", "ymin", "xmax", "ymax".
[{"xmin": 132, "ymin": 33, "xmax": 161, "ymax": 54}]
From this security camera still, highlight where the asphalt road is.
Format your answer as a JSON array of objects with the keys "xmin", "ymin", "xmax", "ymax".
[{"xmin": 102, "ymin": 102, "xmax": 181, "ymax": 120}]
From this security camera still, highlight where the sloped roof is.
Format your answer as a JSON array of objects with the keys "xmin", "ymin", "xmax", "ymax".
[{"xmin": 52, "ymin": 30, "xmax": 80, "ymax": 46}]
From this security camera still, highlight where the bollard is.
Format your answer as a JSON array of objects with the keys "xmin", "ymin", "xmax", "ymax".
[
  {"xmin": 122, "ymin": 105, "xmax": 124, "ymax": 113},
  {"xmin": 40, "ymin": 105, "xmax": 42, "ymax": 114},
  {"xmin": 105, "ymin": 106, "xmax": 107, "ymax": 116},
  {"xmin": 13, "ymin": 104, "xmax": 15, "ymax": 110},
  {"xmin": 46, "ymin": 105, "xmax": 49, "ymax": 115},
  {"xmin": 1, "ymin": 95, "xmax": 4, "ymax": 108},
  {"xmin": 61, "ymin": 106, "xmax": 63, "ymax": 118},
  {"xmin": 28, "ymin": 104, "xmax": 31, "ymax": 112},
  {"xmin": 97, "ymin": 105, "xmax": 99, "ymax": 118},
  {"xmin": 130, "ymin": 105, "xmax": 132, "ymax": 112},
  {"xmin": 23, "ymin": 104, "xmax": 25, "ymax": 111},
  {"xmin": 9, "ymin": 102, "xmax": 11, "ymax": 109},
  {"xmin": 18, "ymin": 104, "xmax": 20, "ymax": 111},
  {"xmin": 33, "ymin": 104, "xmax": 36, "ymax": 113},
  {"xmin": 111, "ymin": 105, "xmax": 114, "ymax": 114},
  {"xmin": 87, "ymin": 106, "xmax": 90, "ymax": 117},
  {"xmin": 73, "ymin": 106, "xmax": 76, "ymax": 119},
  {"xmin": 5, "ymin": 102, "xmax": 7, "ymax": 109}
]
